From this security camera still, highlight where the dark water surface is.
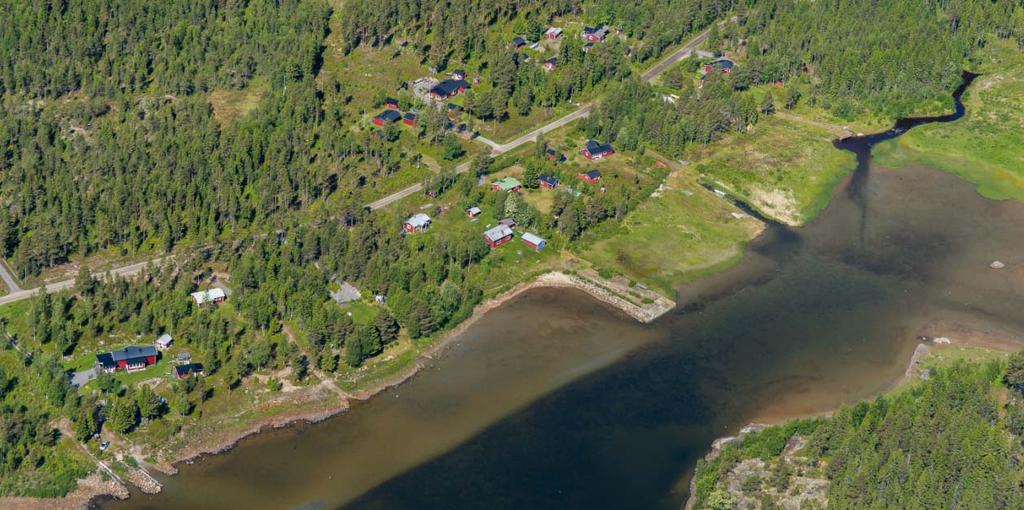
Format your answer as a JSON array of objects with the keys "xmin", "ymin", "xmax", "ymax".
[{"xmin": 107, "ymin": 76, "xmax": 1024, "ymax": 510}]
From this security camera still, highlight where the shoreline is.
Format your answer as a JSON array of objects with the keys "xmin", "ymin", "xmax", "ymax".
[
  {"xmin": 1, "ymin": 270, "xmax": 674, "ymax": 510},
  {"xmin": 682, "ymin": 329, "xmax": 1023, "ymax": 510}
]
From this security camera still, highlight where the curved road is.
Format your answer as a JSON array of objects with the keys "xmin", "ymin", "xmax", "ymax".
[
  {"xmin": 1, "ymin": 24, "xmax": 718, "ymax": 304},
  {"xmin": 366, "ymin": 24, "xmax": 714, "ymax": 211}
]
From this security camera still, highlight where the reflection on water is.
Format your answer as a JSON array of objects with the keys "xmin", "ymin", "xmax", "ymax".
[
  {"xmin": 342, "ymin": 165, "xmax": 1024, "ymax": 510},
  {"xmin": 109, "ymin": 162, "xmax": 1024, "ymax": 510},
  {"xmin": 109, "ymin": 289, "xmax": 660, "ymax": 510},
  {"xmin": 108, "ymin": 71, "xmax": 1024, "ymax": 509}
]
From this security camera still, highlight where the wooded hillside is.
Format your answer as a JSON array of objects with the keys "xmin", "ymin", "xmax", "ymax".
[
  {"xmin": 0, "ymin": 0, "xmax": 330, "ymax": 97},
  {"xmin": 692, "ymin": 357, "xmax": 1024, "ymax": 510}
]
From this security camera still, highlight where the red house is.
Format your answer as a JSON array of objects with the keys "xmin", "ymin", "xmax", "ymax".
[
  {"xmin": 538, "ymin": 174, "xmax": 559, "ymax": 189},
  {"xmin": 582, "ymin": 25, "xmax": 609, "ymax": 42},
  {"xmin": 577, "ymin": 169, "xmax": 602, "ymax": 183},
  {"xmin": 403, "ymin": 112, "xmax": 417, "ymax": 126},
  {"xmin": 484, "ymin": 225, "xmax": 514, "ymax": 249},
  {"xmin": 521, "ymin": 232, "xmax": 547, "ymax": 251},
  {"xmin": 582, "ymin": 140, "xmax": 614, "ymax": 161},
  {"xmin": 384, "ymin": 97, "xmax": 399, "ymax": 110},
  {"xmin": 372, "ymin": 109, "xmax": 401, "ymax": 126},
  {"xmin": 175, "ymin": 363, "xmax": 206, "ymax": 379},
  {"xmin": 96, "ymin": 346, "xmax": 158, "ymax": 374},
  {"xmin": 545, "ymin": 27, "xmax": 563, "ymax": 39},
  {"xmin": 429, "ymin": 79, "xmax": 470, "ymax": 100},
  {"xmin": 702, "ymin": 58, "xmax": 735, "ymax": 75},
  {"xmin": 403, "ymin": 213, "xmax": 431, "ymax": 233},
  {"xmin": 543, "ymin": 57, "xmax": 558, "ymax": 72}
]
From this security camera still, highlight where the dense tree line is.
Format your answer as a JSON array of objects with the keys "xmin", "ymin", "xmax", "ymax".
[
  {"xmin": 723, "ymin": 0, "xmax": 1024, "ymax": 117},
  {"xmin": 339, "ymin": 0, "xmax": 577, "ymax": 62},
  {"xmin": 693, "ymin": 357, "xmax": 1024, "ymax": 509},
  {"xmin": 0, "ymin": 0, "xmax": 331, "ymax": 98},
  {"xmin": 583, "ymin": 73, "xmax": 760, "ymax": 156},
  {"xmin": 340, "ymin": 0, "xmax": 739, "ymax": 120},
  {"xmin": 0, "ymin": 69, "xmax": 427, "ymax": 278}
]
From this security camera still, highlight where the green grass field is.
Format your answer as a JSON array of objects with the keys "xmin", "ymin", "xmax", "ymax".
[
  {"xmin": 874, "ymin": 39, "xmax": 1024, "ymax": 203},
  {"xmin": 208, "ymin": 79, "xmax": 266, "ymax": 126},
  {"xmin": 688, "ymin": 114, "xmax": 856, "ymax": 226},
  {"xmin": 581, "ymin": 165, "xmax": 763, "ymax": 294}
]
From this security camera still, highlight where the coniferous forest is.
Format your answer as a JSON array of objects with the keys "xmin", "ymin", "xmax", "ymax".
[
  {"xmin": 693, "ymin": 358, "xmax": 1024, "ymax": 510},
  {"xmin": 0, "ymin": 0, "xmax": 1023, "ymax": 501}
]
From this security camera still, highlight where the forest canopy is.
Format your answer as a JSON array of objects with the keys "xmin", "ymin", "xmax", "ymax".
[{"xmin": 0, "ymin": 0, "xmax": 331, "ymax": 98}]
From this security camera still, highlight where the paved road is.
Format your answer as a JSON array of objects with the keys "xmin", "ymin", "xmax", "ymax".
[
  {"xmin": 0, "ymin": 259, "xmax": 21, "ymax": 293},
  {"xmin": 0, "ymin": 25, "xmax": 721, "ymax": 303},
  {"xmin": 640, "ymin": 27, "xmax": 712, "ymax": 81},
  {"xmin": 0, "ymin": 259, "xmax": 163, "ymax": 306},
  {"xmin": 365, "ymin": 25, "xmax": 714, "ymax": 211}
]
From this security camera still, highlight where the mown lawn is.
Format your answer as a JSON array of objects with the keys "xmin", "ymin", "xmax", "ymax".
[
  {"xmin": 688, "ymin": 114, "xmax": 856, "ymax": 226},
  {"xmin": 874, "ymin": 39, "xmax": 1024, "ymax": 203}
]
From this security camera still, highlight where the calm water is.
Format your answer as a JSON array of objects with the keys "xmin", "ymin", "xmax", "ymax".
[{"xmin": 107, "ymin": 79, "xmax": 1024, "ymax": 510}]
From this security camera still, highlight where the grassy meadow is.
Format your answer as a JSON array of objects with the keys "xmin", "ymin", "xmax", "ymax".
[
  {"xmin": 580, "ymin": 161, "xmax": 762, "ymax": 294},
  {"xmin": 688, "ymin": 114, "xmax": 856, "ymax": 226},
  {"xmin": 874, "ymin": 39, "xmax": 1024, "ymax": 203}
]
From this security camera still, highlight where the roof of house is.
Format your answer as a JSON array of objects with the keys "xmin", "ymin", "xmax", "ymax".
[
  {"xmin": 467, "ymin": 206, "xmax": 482, "ymax": 215},
  {"xmin": 330, "ymin": 281, "xmax": 362, "ymax": 304},
  {"xmin": 451, "ymin": 69, "xmax": 465, "ymax": 77},
  {"xmin": 544, "ymin": 57, "xmax": 558, "ymax": 66},
  {"xmin": 585, "ymin": 139, "xmax": 614, "ymax": 155},
  {"xmin": 97, "ymin": 345, "xmax": 158, "ymax": 365},
  {"xmin": 711, "ymin": 57, "xmax": 735, "ymax": 69},
  {"xmin": 191, "ymin": 287, "xmax": 226, "ymax": 304},
  {"xmin": 404, "ymin": 213, "xmax": 431, "ymax": 228},
  {"xmin": 583, "ymin": 25, "xmax": 609, "ymax": 37},
  {"xmin": 582, "ymin": 169, "xmax": 602, "ymax": 179},
  {"xmin": 545, "ymin": 27, "xmax": 563, "ymax": 36},
  {"xmin": 538, "ymin": 174, "xmax": 559, "ymax": 186},
  {"xmin": 521, "ymin": 232, "xmax": 546, "ymax": 246},
  {"xmin": 498, "ymin": 218, "xmax": 517, "ymax": 228},
  {"xmin": 155, "ymin": 334, "xmax": 173, "ymax": 346},
  {"xmin": 384, "ymin": 97, "xmax": 398, "ymax": 105},
  {"xmin": 375, "ymin": 109, "xmax": 402, "ymax": 122},
  {"xmin": 492, "ymin": 177, "xmax": 522, "ymax": 191},
  {"xmin": 484, "ymin": 225, "xmax": 514, "ymax": 242},
  {"xmin": 403, "ymin": 112, "xmax": 417, "ymax": 121},
  {"xmin": 430, "ymin": 79, "xmax": 469, "ymax": 97},
  {"xmin": 174, "ymin": 363, "xmax": 205, "ymax": 377},
  {"xmin": 512, "ymin": 36, "xmax": 526, "ymax": 46}
]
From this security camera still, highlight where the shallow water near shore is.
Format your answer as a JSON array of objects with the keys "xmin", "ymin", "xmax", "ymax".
[
  {"xmin": 109, "ymin": 166, "xmax": 1024, "ymax": 510},
  {"xmin": 106, "ymin": 94, "xmax": 1024, "ymax": 510}
]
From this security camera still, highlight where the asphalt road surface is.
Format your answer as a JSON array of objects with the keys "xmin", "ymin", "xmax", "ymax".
[{"xmin": 364, "ymin": 25, "xmax": 714, "ymax": 211}]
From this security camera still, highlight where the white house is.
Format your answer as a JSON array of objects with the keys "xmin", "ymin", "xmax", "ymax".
[
  {"xmin": 403, "ymin": 213, "xmax": 432, "ymax": 233},
  {"xmin": 191, "ymin": 288, "xmax": 226, "ymax": 305},
  {"xmin": 155, "ymin": 334, "xmax": 174, "ymax": 351}
]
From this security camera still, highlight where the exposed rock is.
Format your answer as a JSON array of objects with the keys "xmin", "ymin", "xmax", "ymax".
[
  {"xmin": 990, "ymin": 260, "xmax": 1005, "ymax": 269},
  {"xmin": 934, "ymin": 336, "xmax": 951, "ymax": 345}
]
